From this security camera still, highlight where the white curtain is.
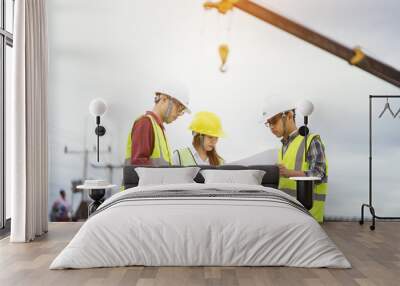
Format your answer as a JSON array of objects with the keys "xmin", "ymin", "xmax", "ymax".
[{"xmin": 10, "ymin": 0, "xmax": 48, "ymax": 242}]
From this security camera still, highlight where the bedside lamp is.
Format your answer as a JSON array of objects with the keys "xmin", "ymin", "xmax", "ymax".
[
  {"xmin": 296, "ymin": 99, "xmax": 314, "ymax": 137},
  {"xmin": 289, "ymin": 99, "xmax": 319, "ymax": 210},
  {"xmin": 296, "ymin": 99, "xmax": 314, "ymax": 159},
  {"xmin": 89, "ymin": 98, "xmax": 107, "ymax": 162}
]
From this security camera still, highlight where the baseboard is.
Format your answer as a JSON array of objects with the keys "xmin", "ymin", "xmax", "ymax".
[
  {"xmin": 325, "ymin": 216, "xmax": 400, "ymax": 222},
  {"xmin": 0, "ymin": 218, "xmax": 11, "ymax": 239}
]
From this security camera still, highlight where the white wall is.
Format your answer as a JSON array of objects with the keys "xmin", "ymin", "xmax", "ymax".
[{"xmin": 47, "ymin": 0, "xmax": 400, "ymax": 218}]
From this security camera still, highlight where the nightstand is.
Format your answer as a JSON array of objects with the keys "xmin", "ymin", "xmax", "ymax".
[
  {"xmin": 77, "ymin": 181, "xmax": 117, "ymax": 216},
  {"xmin": 289, "ymin": 176, "xmax": 321, "ymax": 210}
]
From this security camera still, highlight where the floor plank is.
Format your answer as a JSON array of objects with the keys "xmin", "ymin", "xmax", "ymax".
[{"xmin": 0, "ymin": 222, "xmax": 399, "ymax": 286}]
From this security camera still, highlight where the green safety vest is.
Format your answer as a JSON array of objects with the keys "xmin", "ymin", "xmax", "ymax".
[
  {"xmin": 125, "ymin": 114, "xmax": 172, "ymax": 166},
  {"xmin": 278, "ymin": 133, "xmax": 328, "ymax": 223},
  {"xmin": 175, "ymin": 147, "xmax": 224, "ymax": 166},
  {"xmin": 175, "ymin": 147, "xmax": 198, "ymax": 166}
]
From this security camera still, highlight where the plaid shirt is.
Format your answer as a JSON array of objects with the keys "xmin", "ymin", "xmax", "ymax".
[{"xmin": 281, "ymin": 130, "xmax": 328, "ymax": 183}]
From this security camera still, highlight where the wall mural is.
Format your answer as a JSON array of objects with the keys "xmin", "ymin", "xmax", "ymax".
[{"xmin": 47, "ymin": 0, "xmax": 400, "ymax": 221}]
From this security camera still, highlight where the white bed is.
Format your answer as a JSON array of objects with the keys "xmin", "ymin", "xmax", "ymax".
[{"xmin": 50, "ymin": 183, "xmax": 350, "ymax": 269}]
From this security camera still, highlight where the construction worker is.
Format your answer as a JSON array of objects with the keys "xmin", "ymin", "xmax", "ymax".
[
  {"xmin": 262, "ymin": 98, "xmax": 328, "ymax": 223},
  {"xmin": 125, "ymin": 82, "xmax": 191, "ymax": 166},
  {"xmin": 173, "ymin": 111, "xmax": 224, "ymax": 166}
]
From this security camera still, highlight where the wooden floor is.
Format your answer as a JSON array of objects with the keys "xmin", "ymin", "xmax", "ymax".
[{"xmin": 0, "ymin": 222, "xmax": 399, "ymax": 286}]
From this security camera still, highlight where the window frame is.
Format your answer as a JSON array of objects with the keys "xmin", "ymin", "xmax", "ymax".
[{"xmin": 0, "ymin": 0, "xmax": 14, "ymax": 233}]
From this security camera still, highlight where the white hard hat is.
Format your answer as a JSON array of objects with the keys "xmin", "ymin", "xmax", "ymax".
[
  {"xmin": 155, "ymin": 82, "xmax": 191, "ymax": 114},
  {"xmin": 261, "ymin": 96, "xmax": 296, "ymax": 122}
]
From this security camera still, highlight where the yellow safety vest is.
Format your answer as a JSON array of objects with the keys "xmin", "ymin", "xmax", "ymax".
[
  {"xmin": 125, "ymin": 114, "xmax": 172, "ymax": 166},
  {"xmin": 175, "ymin": 147, "xmax": 198, "ymax": 166},
  {"xmin": 175, "ymin": 147, "xmax": 224, "ymax": 166},
  {"xmin": 278, "ymin": 133, "xmax": 328, "ymax": 223}
]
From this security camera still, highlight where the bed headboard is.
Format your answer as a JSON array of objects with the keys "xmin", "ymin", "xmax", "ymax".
[{"xmin": 123, "ymin": 165, "xmax": 280, "ymax": 190}]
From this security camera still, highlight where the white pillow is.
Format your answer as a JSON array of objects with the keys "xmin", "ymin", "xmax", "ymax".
[
  {"xmin": 136, "ymin": 167, "xmax": 200, "ymax": 186},
  {"xmin": 200, "ymin": 169, "xmax": 266, "ymax": 185}
]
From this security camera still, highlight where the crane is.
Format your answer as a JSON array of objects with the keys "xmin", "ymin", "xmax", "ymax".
[{"xmin": 204, "ymin": 0, "xmax": 400, "ymax": 88}]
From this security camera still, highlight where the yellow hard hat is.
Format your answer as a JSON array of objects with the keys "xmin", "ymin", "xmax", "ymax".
[{"xmin": 189, "ymin": 111, "xmax": 225, "ymax": 138}]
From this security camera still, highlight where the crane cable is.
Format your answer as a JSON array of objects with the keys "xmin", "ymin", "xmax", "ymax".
[{"xmin": 204, "ymin": 0, "xmax": 238, "ymax": 72}]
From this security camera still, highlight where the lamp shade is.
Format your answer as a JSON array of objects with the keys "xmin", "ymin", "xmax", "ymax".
[
  {"xmin": 89, "ymin": 98, "xmax": 107, "ymax": 117},
  {"xmin": 296, "ymin": 99, "xmax": 314, "ymax": 116}
]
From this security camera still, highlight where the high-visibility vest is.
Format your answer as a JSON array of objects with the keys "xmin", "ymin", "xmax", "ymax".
[
  {"xmin": 175, "ymin": 147, "xmax": 224, "ymax": 166},
  {"xmin": 278, "ymin": 133, "xmax": 328, "ymax": 223},
  {"xmin": 125, "ymin": 114, "xmax": 172, "ymax": 166},
  {"xmin": 175, "ymin": 147, "xmax": 198, "ymax": 166}
]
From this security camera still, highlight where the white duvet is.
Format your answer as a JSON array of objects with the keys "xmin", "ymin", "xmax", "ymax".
[{"xmin": 50, "ymin": 183, "xmax": 351, "ymax": 269}]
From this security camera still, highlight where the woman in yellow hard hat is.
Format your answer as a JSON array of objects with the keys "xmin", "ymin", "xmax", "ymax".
[{"xmin": 173, "ymin": 111, "xmax": 225, "ymax": 166}]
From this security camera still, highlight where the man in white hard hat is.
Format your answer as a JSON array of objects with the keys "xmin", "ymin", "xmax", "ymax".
[
  {"xmin": 262, "ymin": 97, "xmax": 328, "ymax": 223},
  {"xmin": 125, "ymin": 82, "xmax": 191, "ymax": 166}
]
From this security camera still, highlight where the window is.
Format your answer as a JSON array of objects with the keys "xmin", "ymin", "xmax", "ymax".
[
  {"xmin": 5, "ymin": 0, "xmax": 13, "ymax": 33},
  {"xmin": 1, "ymin": 0, "xmax": 14, "ymax": 233}
]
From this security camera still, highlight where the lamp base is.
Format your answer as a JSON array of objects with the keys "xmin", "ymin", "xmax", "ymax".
[
  {"xmin": 88, "ymin": 188, "xmax": 106, "ymax": 216},
  {"xmin": 296, "ymin": 180, "xmax": 314, "ymax": 210},
  {"xmin": 298, "ymin": 125, "xmax": 310, "ymax": 136},
  {"xmin": 95, "ymin": 126, "xmax": 106, "ymax": 136}
]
